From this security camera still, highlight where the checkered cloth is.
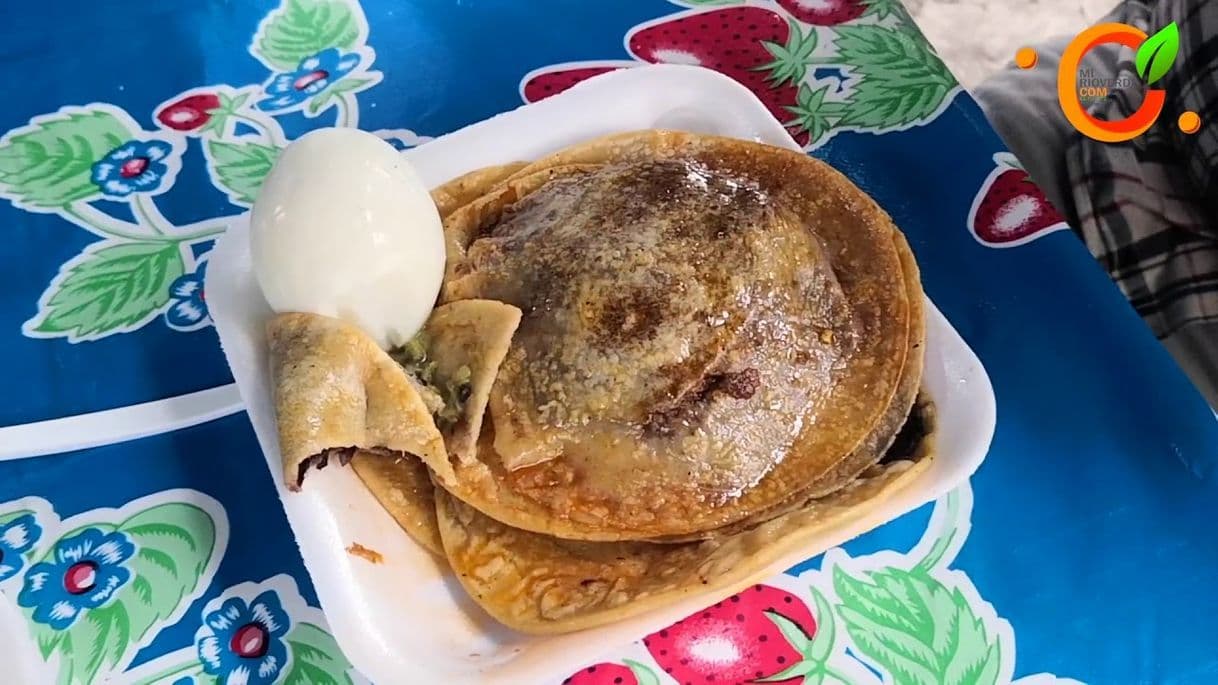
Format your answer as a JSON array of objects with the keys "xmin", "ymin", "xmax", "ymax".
[{"xmin": 976, "ymin": 0, "xmax": 1218, "ymax": 406}]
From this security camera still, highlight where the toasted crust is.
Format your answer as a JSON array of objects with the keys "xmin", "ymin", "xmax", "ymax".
[
  {"xmin": 434, "ymin": 399, "xmax": 935, "ymax": 634},
  {"xmin": 266, "ymin": 129, "xmax": 932, "ymax": 635},
  {"xmin": 431, "ymin": 130, "xmax": 916, "ymax": 540},
  {"xmin": 350, "ymin": 451, "xmax": 443, "ymax": 555},
  {"xmin": 267, "ymin": 312, "xmax": 450, "ymax": 490}
]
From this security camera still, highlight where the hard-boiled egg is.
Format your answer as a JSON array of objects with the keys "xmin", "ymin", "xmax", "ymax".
[{"xmin": 251, "ymin": 128, "xmax": 445, "ymax": 349}]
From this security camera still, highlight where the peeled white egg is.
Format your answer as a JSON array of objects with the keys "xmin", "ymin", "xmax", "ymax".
[{"xmin": 251, "ymin": 127, "xmax": 445, "ymax": 349}]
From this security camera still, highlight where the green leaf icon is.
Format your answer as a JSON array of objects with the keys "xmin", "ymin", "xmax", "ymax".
[{"xmin": 1136, "ymin": 22, "xmax": 1180, "ymax": 86}]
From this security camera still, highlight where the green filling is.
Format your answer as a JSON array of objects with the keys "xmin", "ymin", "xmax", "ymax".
[{"xmin": 390, "ymin": 332, "xmax": 472, "ymax": 429}]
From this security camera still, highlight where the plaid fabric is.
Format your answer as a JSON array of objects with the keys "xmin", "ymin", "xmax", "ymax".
[{"xmin": 1065, "ymin": 0, "xmax": 1218, "ymax": 402}]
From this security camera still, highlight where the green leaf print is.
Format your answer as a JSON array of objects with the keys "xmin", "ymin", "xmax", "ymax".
[
  {"xmin": 943, "ymin": 587, "xmax": 1003, "ymax": 685},
  {"xmin": 26, "ymin": 505, "xmax": 217, "ymax": 685},
  {"xmin": 766, "ymin": 610, "xmax": 812, "ymax": 653},
  {"xmin": 0, "ymin": 108, "xmax": 133, "ymax": 208},
  {"xmin": 0, "ymin": 508, "xmax": 35, "ymax": 528},
  {"xmin": 307, "ymin": 93, "xmax": 335, "ymax": 116},
  {"xmin": 205, "ymin": 139, "xmax": 281, "ymax": 207},
  {"xmin": 786, "ymin": 84, "xmax": 841, "ymax": 147},
  {"xmin": 255, "ymin": 0, "xmax": 361, "ymax": 71},
  {"xmin": 306, "ymin": 75, "xmax": 377, "ymax": 115},
  {"xmin": 863, "ymin": 0, "xmax": 908, "ymax": 21},
  {"xmin": 32, "ymin": 620, "xmax": 64, "ymax": 660},
  {"xmin": 833, "ymin": 564, "xmax": 1001, "ymax": 685},
  {"xmin": 624, "ymin": 659, "xmax": 662, "ymax": 685},
  {"xmin": 28, "ymin": 241, "xmax": 184, "ymax": 341},
  {"xmin": 807, "ymin": 586, "xmax": 837, "ymax": 663},
  {"xmin": 833, "ymin": 25, "xmax": 956, "ymax": 129},
  {"xmin": 281, "ymin": 622, "xmax": 355, "ymax": 685},
  {"xmin": 50, "ymin": 603, "xmax": 131, "ymax": 685},
  {"xmin": 118, "ymin": 503, "xmax": 218, "ymax": 639},
  {"xmin": 758, "ymin": 660, "xmax": 820, "ymax": 683}
]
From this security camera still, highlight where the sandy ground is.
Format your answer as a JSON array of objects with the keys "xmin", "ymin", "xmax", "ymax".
[{"xmin": 907, "ymin": 0, "xmax": 1116, "ymax": 88}]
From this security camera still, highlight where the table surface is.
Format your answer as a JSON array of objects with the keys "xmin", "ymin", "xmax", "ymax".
[{"xmin": 1, "ymin": 1, "xmax": 1216, "ymax": 684}]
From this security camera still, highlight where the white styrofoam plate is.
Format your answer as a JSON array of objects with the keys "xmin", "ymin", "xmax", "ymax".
[{"xmin": 208, "ymin": 64, "xmax": 996, "ymax": 685}]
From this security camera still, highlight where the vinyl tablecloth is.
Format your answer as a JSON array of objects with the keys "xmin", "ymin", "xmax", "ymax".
[{"xmin": 2, "ymin": 1, "xmax": 1217, "ymax": 684}]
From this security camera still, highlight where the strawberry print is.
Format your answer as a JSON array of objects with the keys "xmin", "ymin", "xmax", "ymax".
[
  {"xmin": 643, "ymin": 584, "xmax": 830, "ymax": 684},
  {"xmin": 522, "ymin": 63, "xmax": 633, "ymax": 103},
  {"xmin": 156, "ymin": 93, "xmax": 222, "ymax": 132},
  {"xmin": 518, "ymin": 4, "xmax": 958, "ymax": 150},
  {"xmin": 625, "ymin": 7, "xmax": 818, "ymax": 145},
  {"xmin": 968, "ymin": 152, "xmax": 1069, "ymax": 248},
  {"xmin": 776, "ymin": 0, "xmax": 866, "ymax": 26},
  {"xmin": 562, "ymin": 660, "xmax": 660, "ymax": 685}
]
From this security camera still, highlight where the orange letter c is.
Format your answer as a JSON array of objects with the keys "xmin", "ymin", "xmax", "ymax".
[{"xmin": 1058, "ymin": 23, "xmax": 1167, "ymax": 142}]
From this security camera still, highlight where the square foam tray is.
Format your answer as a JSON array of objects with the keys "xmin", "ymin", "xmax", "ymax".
[{"xmin": 208, "ymin": 64, "xmax": 997, "ymax": 684}]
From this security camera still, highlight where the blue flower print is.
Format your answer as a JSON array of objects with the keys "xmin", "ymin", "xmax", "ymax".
[
  {"xmin": 0, "ymin": 514, "xmax": 42, "ymax": 582},
  {"xmin": 18, "ymin": 528, "xmax": 135, "ymax": 630},
  {"xmin": 90, "ymin": 139, "xmax": 174, "ymax": 198},
  {"xmin": 257, "ymin": 48, "xmax": 361, "ymax": 112},
  {"xmin": 197, "ymin": 591, "xmax": 290, "ymax": 685},
  {"xmin": 165, "ymin": 258, "xmax": 209, "ymax": 331}
]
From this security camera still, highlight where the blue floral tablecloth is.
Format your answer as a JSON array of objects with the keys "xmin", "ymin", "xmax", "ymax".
[{"xmin": 2, "ymin": 1, "xmax": 1217, "ymax": 683}]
